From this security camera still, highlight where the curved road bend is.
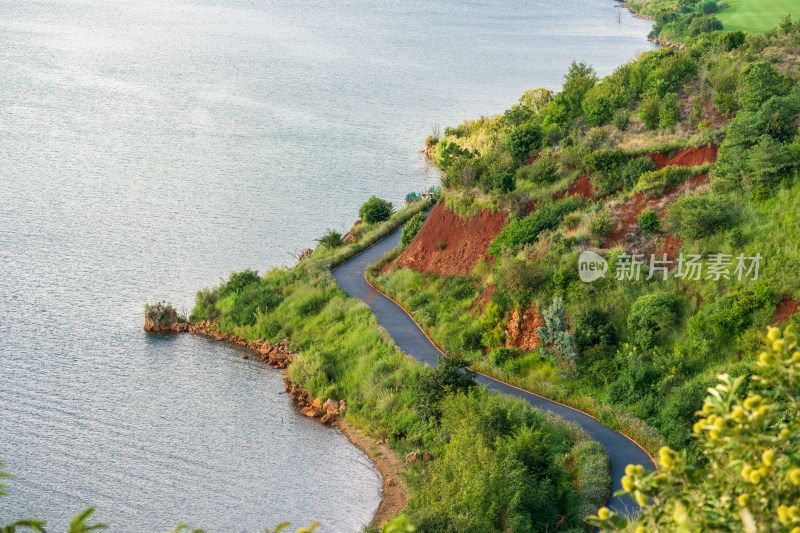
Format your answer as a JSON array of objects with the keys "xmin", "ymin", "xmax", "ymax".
[{"xmin": 332, "ymin": 222, "xmax": 655, "ymax": 515}]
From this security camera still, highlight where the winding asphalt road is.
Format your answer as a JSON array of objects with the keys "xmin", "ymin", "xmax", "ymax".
[{"xmin": 332, "ymin": 222, "xmax": 655, "ymax": 515}]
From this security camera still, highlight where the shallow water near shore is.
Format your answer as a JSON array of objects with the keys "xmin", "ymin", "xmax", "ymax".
[{"xmin": 0, "ymin": 0, "xmax": 652, "ymax": 530}]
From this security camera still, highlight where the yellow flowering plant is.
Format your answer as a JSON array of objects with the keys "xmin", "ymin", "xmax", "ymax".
[{"xmin": 587, "ymin": 326, "xmax": 800, "ymax": 532}]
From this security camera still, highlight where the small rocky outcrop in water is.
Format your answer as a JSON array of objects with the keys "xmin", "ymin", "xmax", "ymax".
[{"xmin": 144, "ymin": 304, "xmax": 180, "ymax": 331}]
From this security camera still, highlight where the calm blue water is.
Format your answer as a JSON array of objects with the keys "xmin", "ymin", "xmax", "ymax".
[{"xmin": 0, "ymin": 1, "xmax": 653, "ymax": 531}]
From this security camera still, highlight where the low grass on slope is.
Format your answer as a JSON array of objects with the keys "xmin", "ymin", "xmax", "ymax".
[{"xmin": 717, "ymin": 0, "xmax": 800, "ymax": 33}]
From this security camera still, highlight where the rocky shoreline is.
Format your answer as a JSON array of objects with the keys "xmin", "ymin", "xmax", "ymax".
[{"xmin": 144, "ymin": 305, "xmax": 407, "ymax": 525}]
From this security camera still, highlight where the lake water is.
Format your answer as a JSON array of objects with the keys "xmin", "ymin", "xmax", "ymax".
[{"xmin": 0, "ymin": 0, "xmax": 653, "ymax": 531}]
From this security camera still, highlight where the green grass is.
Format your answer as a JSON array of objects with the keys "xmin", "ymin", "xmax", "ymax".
[{"xmin": 717, "ymin": 0, "xmax": 800, "ymax": 33}]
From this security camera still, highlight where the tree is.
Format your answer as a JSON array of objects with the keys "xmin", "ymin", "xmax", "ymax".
[
  {"xmin": 738, "ymin": 62, "xmax": 789, "ymax": 112},
  {"xmin": 359, "ymin": 196, "xmax": 394, "ymax": 224},
  {"xmin": 536, "ymin": 296, "xmax": 579, "ymax": 376},
  {"xmin": 588, "ymin": 326, "xmax": 800, "ymax": 533},
  {"xmin": 562, "ymin": 61, "xmax": 598, "ymax": 116}
]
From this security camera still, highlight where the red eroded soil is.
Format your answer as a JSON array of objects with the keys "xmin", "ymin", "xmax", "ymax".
[
  {"xmin": 602, "ymin": 192, "xmax": 647, "ymax": 247},
  {"xmin": 659, "ymin": 233, "xmax": 683, "ymax": 263},
  {"xmin": 554, "ymin": 174, "xmax": 596, "ymax": 201},
  {"xmin": 650, "ymin": 145, "xmax": 718, "ymax": 169},
  {"xmin": 773, "ymin": 295, "xmax": 799, "ymax": 325},
  {"xmin": 602, "ymin": 174, "xmax": 709, "ymax": 249},
  {"xmin": 505, "ymin": 306, "xmax": 543, "ymax": 351},
  {"xmin": 394, "ymin": 201, "xmax": 507, "ymax": 276}
]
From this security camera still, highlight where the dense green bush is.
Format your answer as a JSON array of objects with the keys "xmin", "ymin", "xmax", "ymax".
[
  {"xmin": 505, "ymin": 121, "xmax": 543, "ymax": 162},
  {"xmin": 415, "ymin": 355, "xmax": 477, "ymax": 421},
  {"xmin": 516, "ymin": 152, "xmax": 559, "ymax": 184},
  {"xmin": 583, "ymin": 148, "xmax": 628, "ymax": 194},
  {"xmin": 222, "ymin": 268, "xmax": 260, "ymax": 296},
  {"xmin": 639, "ymin": 90, "xmax": 661, "ymax": 130},
  {"xmin": 666, "ymin": 194, "xmax": 735, "ymax": 239},
  {"xmin": 627, "ymin": 292, "xmax": 681, "ymax": 350},
  {"xmin": 588, "ymin": 211, "xmax": 613, "ymax": 242},
  {"xmin": 408, "ymin": 390, "xmax": 573, "ymax": 533},
  {"xmin": 315, "ymin": 229, "xmax": 342, "ymax": 249},
  {"xmin": 622, "ymin": 157, "xmax": 658, "ymax": 190},
  {"xmin": 612, "ymin": 108, "xmax": 630, "ymax": 131},
  {"xmin": 635, "ymin": 165, "xmax": 693, "ymax": 196},
  {"xmin": 574, "ymin": 310, "xmax": 618, "ymax": 352},
  {"xmin": 658, "ymin": 92, "xmax": 680, "ymax": 129},
  {"xmin": 561, "ymin": 61, "xmax": 598, "ymax": 117},
  {"xmin": 488, "ymin": 197, "xmax": 584, "ymax": 256},
  {"xmin": 401, "ymin": 212, "xmax": 427, "ymax": 246},
  {"xmin": 737, "ymin": 61, "xmax": 789, "ymax": 112},
  {"xmin": 637, "ymin": 209, "xmax": 661, "ymax": 236},
  {"xmin": 359, "ymin": 196, "xmax": 394, "ymax": 224},
  {"xmin": 490, "ymin": 347, "xmax": 520, "ymax": 366}
]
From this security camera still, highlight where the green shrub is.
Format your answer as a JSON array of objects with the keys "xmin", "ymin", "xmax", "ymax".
[
  {"xmin": 634, "ymin": 165, "xmax": 693, "ymax": 196},
  {"xmin": 489, "ymin": 197, "xmax": 584, "ymax": 256},
  {"xmin": 516, "ymin": 152, "xmax": 559, "ymax": 184},
  {"xmin": 639, "ymin": 90, "xmax": 661, "ymax": 130},
  {"xmin": 562, "ymin": 60, "xmax": 598, "ymax": 116},
  {"xmin": 666, "ymin": 194, "xmax": 735, "ymax": 239},
  {"xmin": 637, "ymin": 209, "xmax": 661, "ymax": 236},
  {"xmin": 491, "ymin": 170, "xmax": 516, "ymax": 192},
  {"xmin": 222, "ymin": 269, "xmax": 260, "ymax": 296},
  {"xmin": 613, "ymin": 108, "xmax": 630, "ymax": 131},
  {"xmin": 359, "ymin": 196, "xmax": 394, "ymax": 224},
  {"xmin": 588, "ymin": 211, "xmax": 614, "ymax": 242},
  {"xmin": 401, "ymin": 212, "xmax": 427, "ymax": 246},
  {"xmin": 627, "ymin": 292, "xmax": 681, "ymax": 350},
  {"xmin": 658, "ymin": 92, "xmax": 680, "ymax": 129},
  {"xmin": 622, "ymin": 157, "xmax": 658, "ymax": 189},
  {"xmin": 505, "ymin": 120, "xmax": 543, "ymax": 162},
  {"xmin": 409, "ymin": 389, "xmax": 571, "ymax": 533},
  {"xmin": 489, "ymin": 347, "xmax": 520, "ymax": 366},
  {"xmin": 315, "ymin": 229, "xmax": 342, "ymax": 249},
  {"xmin": 737, "ymin": 61, "xmax": 789, "ymax": 112},
  {"xmin": 584, "ymin": 148, "xmax": 628, "ymax": 194},
  {"xmin": 746, "ymin": 134, "xmax": 795, "ymax": 197},
  {"xmin": 574, "ymin": 310, "xmax": 618, "ymax": 352},
  {"xmin": 415, "ymin": 355, "xmax": 477, "ymax": 421}
]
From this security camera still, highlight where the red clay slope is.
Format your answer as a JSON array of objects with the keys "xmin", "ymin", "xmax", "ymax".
[
  {"xmin": 650, "ymin": 145, "xmax": 718, "ymax": 169},
  {"xmin": 394, "ymin": 201, "xmax": 507, "ymax": 276}
]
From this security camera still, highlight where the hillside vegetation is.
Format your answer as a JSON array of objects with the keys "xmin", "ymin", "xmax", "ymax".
[
  {"xmin": 376, "ymin": 20, "xmax": 800, "ymax": 462},
  {"xmin": 184, "ymin": 201, "xmax": 610, "ymax": 533}
]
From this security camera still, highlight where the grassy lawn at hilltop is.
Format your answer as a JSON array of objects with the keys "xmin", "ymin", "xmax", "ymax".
[{"xmin": 717, "ymin": 0, "xmax": 800, "ymax": 32}]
